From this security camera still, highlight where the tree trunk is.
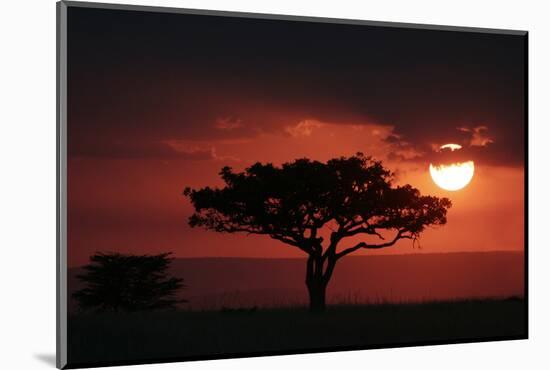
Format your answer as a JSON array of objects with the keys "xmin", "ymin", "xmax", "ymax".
[
  {"xmin": 305, "ymin": 255, "xmax": 329, "ymax": 313},
  {"xmin": 307, "ymin": 280, "xmax": 327, "ymax": 313}
]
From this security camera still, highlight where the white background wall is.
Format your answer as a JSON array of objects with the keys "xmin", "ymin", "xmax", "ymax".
[{"xmin": 1, "ymin": 0, "xmax": 548, "ymax": 369}]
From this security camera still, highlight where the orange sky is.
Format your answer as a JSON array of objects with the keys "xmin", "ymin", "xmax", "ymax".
[
  {"xmin": 67, "ymin": 120, "xmax": 524, "ymax": 266},
  {"xmin": 66, "ymin": 8, "xmax": 525, "ymax": 267}
]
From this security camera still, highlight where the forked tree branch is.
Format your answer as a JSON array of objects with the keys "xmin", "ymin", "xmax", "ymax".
[
  {"xmin": 343, "ymin": 225, "xmax": 386, "ymax": 240},
  {"xmin": 218, "ymin": 224, "xmax": 313, "ymax": 254},
  {"xmin": 335, "ymin": 229, "xmax": 412, "ymax": 260}
]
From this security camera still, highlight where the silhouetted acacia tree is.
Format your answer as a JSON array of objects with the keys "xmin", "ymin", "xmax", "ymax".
[
  {"xmin": 184, "ymin": 153, "xmax": 451, "ymax": 312},
  {"xmin": 73, "ymin": 252, "xmax": 186, "ymax": 312}
]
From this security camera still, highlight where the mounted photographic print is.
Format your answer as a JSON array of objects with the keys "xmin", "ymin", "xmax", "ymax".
[{"xmin": 56, "ymin": 1, "xmax": 528, "ymax": 368}]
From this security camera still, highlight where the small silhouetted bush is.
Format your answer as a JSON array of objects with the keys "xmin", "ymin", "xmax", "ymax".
[{"xmin": 73, "ymin": 252, "xmax": 186, "ymax": 312}]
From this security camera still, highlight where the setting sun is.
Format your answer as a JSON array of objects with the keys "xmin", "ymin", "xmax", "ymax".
[{"xmin": 429, "ymin": 144, "xmax": 475, "ymax": 191}]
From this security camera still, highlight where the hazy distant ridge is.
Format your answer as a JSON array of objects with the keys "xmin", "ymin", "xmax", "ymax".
[{"xmin": 69, "ymin": 251, "xmax": 524, "ymax": 310}]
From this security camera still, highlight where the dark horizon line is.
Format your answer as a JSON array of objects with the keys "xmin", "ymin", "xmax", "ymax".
[{"xmin": 68, "ymin": 249, "xmax": 524, "ymax": 268}]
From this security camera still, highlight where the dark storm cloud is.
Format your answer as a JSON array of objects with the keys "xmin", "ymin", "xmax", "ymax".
[
  {"xmin": 67, "ymin": 7, "xmax": 526, "ymax": 166},
  {"xmin": 384, "ymin": 134, "xmax": 403, "ymax": 144},
  {"xmin": 70, "ymin": 138, "xmax": 215, "ymax": 160}
]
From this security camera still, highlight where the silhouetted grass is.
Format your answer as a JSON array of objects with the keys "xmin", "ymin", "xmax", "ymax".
[{"xmin": 67, "ymin": 298, "xmax": 526, "ymax": 367}]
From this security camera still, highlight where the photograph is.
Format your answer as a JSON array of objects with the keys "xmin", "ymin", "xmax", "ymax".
[{"xmin": 60, "ymin": 2, "xmax": 527, "ymax": 368}]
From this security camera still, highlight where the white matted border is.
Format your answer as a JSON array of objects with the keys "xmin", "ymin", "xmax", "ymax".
[{"xmin": 55, "ymin": 2, "xmax": 528, "ymax": 367}]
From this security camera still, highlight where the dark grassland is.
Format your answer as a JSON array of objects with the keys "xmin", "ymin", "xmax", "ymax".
[{"xmin": 67, "ymin": 298, "xmax": 526, "ymax": 367}]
